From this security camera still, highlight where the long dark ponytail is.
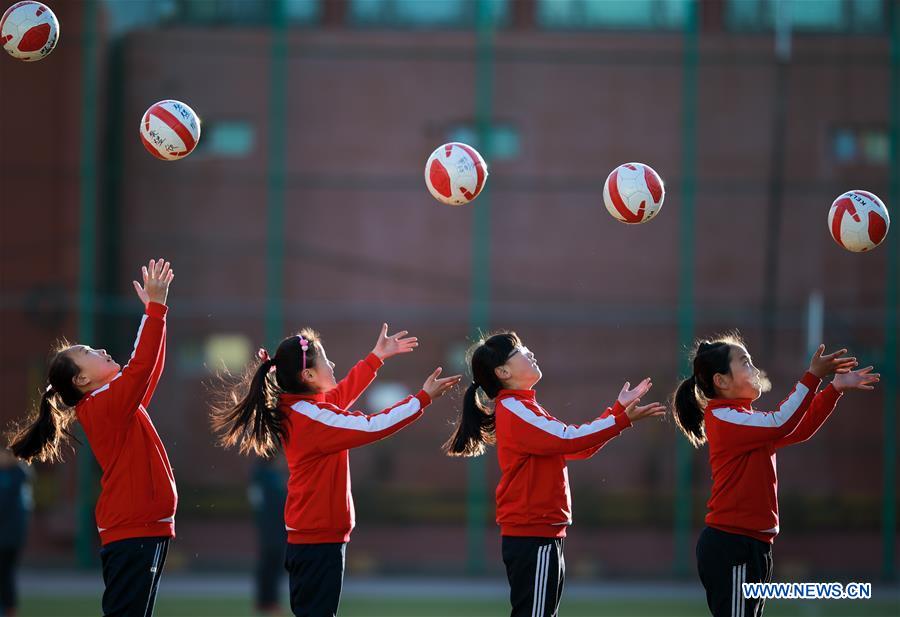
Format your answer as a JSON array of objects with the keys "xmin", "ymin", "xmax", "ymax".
[
  {"xmin": 210, "ymin": 329, "xmax": 321, "ymax": 457},
  {"xmin": 9, "ymin": 343, "xmax": 84, "ymax": 463},
  {"xmin": 671, "ymin": 333, "xmax": 743, "ymax": 448},
  {"xmin": 443, "ymin": 331, "xmax": 521, "ymax": 457}
]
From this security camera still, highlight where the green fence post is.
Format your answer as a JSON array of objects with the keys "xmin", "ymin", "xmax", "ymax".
[
  {"xmin": 76, "ymin": 0, "xmax": 99, "ymax": 568},
  {"xmin": 465, "ymin": 0, "xmax": 495, "ymax": 577},
  {"xmin": 265, "ymin": 0, "xmax": 288, "ymax": 348},
  {"xmin": 882, "ymin": 0, "xmax": 899, "ymax": 583},
  {"xmin": 674, "ymin": 0, "xmax": 699, "ymax": 579}
]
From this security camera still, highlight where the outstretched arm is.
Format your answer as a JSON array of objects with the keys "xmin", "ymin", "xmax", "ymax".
[
  {"xmin": 565, "ymin": 402, "xmax": 624, "ymax": 460},
  {"xmin": 312, "ymin": 367, "xmax": 460, "ymax": 454},
  {"xmin": 709, "ymin": 346, "xmax": 857, "ymax": 452},
  {"xmin": 323, "ymin": 324, "xmax": 418, "ymax": 408},
  {"xmin": 106, "ymin": 259, "xmax": 173, "ymax": 422},
  {"xmin": 566, "ymin": 379, "xmax": 665, "ymax": 460},
  {"xmin": 776, "ymin": 366, "xmax": 879, "ymax": 449}
]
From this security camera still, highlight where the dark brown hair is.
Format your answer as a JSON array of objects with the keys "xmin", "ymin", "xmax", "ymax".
[
  {"xmin": 671, "ymin": 332, "xmax": 746, "ymax": 448},
  {"xmin": 9, "ymin": 341, "xmax": 84, "ymax": 463},
  {"xmin": 443, "ymin": 331, "xmax": 522, "ymax": 457},
  {"xmin": 210, "ymin": 329, "xmax": 322, "ymax": 457}
]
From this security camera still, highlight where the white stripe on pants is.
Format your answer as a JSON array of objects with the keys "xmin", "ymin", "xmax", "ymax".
[
  {"xmin": 732, "ymin": 563, "xmax": 746, "ymax": 617},
  {"xmin": 531, "ymin": 545, "xmax": 549, "ymax": 617}
]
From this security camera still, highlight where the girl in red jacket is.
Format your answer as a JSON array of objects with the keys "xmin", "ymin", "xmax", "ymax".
[
  {"xmin": 8, "ymin": 259, "xmax": 176, "ymax": 617},
  {"xmin": 211, "ymin": 326, "xmax": 460, "ymax": 617},
  {"xmin": 672, "ymin": 333, "xmax": 878, "ymax": 617},
  {"xmin": 443, "ymin": 331, "xmax": 665, "ymax": 617}
]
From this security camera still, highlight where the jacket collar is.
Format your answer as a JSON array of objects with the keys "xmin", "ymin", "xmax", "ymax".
[
  {"xmin": 280, "ymin": 391, "xmax": 325, "ymax": 404},
  {"xmin": 497, "ymin": 388, "xmax": 536, "ymax": 400},
  {"xmin": 706, "ymin": 398, "xmax": 754, "ymax": 411}
]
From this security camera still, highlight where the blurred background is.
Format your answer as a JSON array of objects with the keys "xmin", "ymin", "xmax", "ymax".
[{"xmin": 0, "ymin": 0, "xmax": 898, "ymax": 615}]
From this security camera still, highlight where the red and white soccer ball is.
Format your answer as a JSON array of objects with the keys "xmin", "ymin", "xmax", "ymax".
[
  {"xmin": 139, "ymin": 100, "xmax": 201, "ymax": 161},
  {"xmin": 1, "ymin": 1, "xmax": 59, "ymax": 62},
  {"xmin": 828, "ymin": 190, "xmax": 890, "ymax": 253},
  {"xmin": 424, "ymin": 142, "xmax": 488, "ymax": 206},
  {"xmin": 603, "ymin": 162, "xmax": 665, "ymax": 224}
]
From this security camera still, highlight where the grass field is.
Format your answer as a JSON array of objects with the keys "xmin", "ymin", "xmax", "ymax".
[{"xmin": 18, "ymin": 595, "xmax": 900, "ymax": 617}]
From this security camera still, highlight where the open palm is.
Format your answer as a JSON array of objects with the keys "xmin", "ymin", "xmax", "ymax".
[
  {"xmin": 422, "ymin": 367, "xmax": 462, "ymax": 400},
  {"xmin": 618, "ymin": 377, "xmax": 652, "ymax": 407},
  {"xmin": 808, "ymin": 344, "xmax": 857, "ymax": 378},
  {"xmin": 372, "ymin": 323, "xmax": 418, "ymax": 360},
  {"xmin": 832, "ymin": 366, "xmax": 879, "ymax": 392},
  {"xmin": 132, "ymin": 258, "xmax": 174, "ymax": 307}
]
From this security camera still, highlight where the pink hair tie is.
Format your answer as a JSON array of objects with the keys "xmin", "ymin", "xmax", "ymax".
[
  {"xmin": 257, "ymin": 348, "xmax": 277, "ymax": 373},
  {"xmin": 298, "ymin": 336, "xmax": 309, "ymax": 371}
]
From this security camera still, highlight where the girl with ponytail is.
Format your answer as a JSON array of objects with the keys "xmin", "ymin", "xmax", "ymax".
[
  {"xmin": 8, "ymin": 352, "xmax": 82, "ymax": 464},
  {"xmin": 7, "ymin": 258, "xmax": 177, "ymax": 617},
  {"xmin": 671, "ymin": 332, "xmax": 879, "ymax": 617},
  {"xmin": 210, "ymin": 324, "xmax": 459, "ymax": 617},
  {"xmin": 444, "ymin": 331, "xmax": 665, "ymax": 617}
]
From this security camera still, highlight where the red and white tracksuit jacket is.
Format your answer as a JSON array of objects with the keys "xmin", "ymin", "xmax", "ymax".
[
  {"xmin": 75, "ymin": 302, "xmax": 177, "ymax": 546},
  {"xmin": 704, "ymin": 371, "xmax": 842, "ymax": 543},
  {"xmin": 493, "ymin": 389, "xmax": 633, "ymax": 538},
  {"xmin": 278, "ymin": 353, "xmax": 431, "ymax": 544}
]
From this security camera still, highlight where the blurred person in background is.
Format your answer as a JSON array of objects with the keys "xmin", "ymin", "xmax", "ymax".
[
  {"xmin": 249, "ymin": 455, "xmax": 288, "ymax": 616},
  {"xmin": 0, "ymin": 447, "xmax": 33, "ymax": 617}
]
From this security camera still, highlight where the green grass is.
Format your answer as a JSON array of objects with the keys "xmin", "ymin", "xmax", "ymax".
[{"xmin": 18, "ymin": 595, "xmax": 900, "ymax": 617}]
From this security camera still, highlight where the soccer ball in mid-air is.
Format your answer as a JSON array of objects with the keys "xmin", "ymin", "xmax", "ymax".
[
  {"xmin": 828, "ymin": 190, "xmax": 890, "ymax": 252},
  {"xmin": 139, "ymin": 100, "xmax": 201, "ymax": 161},
  {"xmin": 603, "ymin": 162, "xmax": 665, "ymax": 224},
  {"xmin": 424, "ymin": 142, "xmax": 488, "ymax": 206},
  {"xmin": 1, "ymin": 1, "xmax": 59, "ymax": 62}
]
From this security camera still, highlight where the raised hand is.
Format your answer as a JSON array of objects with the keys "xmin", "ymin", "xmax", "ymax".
[
  {"xmin": 132, "ymin": 258, "xmax": 174, "ymax": 307},
  {"xmin": 422, "ymin": 367, "xmax": 462, "ymax": 400},
  {"xmin": 832, "ymin": 366, "xmax": 880, "ymax": 392},
  {"xmin": 808, "ymin": 344, "xmax": 857, "ymax": 378},
  {"xmin": 372, "ymin": 323, "xmax": 419, "ymax": 361},
  {"xmin": 623, "ymin": 398, "xmax": 666, "ymax": 423},
  {"xmin": 618, "ymin": 377, "xmax": 652, "ymax": 407}
]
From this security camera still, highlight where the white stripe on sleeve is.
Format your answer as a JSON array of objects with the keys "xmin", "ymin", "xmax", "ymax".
[
  {"xmin": 290, "ymin": 397, "xmax": 421, "ymax": 432},
  {"xmin": 712, "ymin": 382, "xmax": 810, "ymax": 428},
  {"xmin": 88, "ymin": 315, "xmax": 150, "ymax": 398},
  {"xmin": 502, "ymin": 398, "xmax": 617, "ymax": 440}
]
